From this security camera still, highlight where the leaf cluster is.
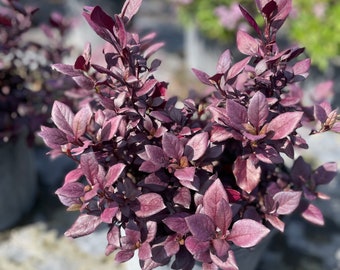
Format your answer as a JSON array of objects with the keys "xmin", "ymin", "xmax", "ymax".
[{"xmin": 39, "ymin": 0, "xmax": 339, "ymax": 269}]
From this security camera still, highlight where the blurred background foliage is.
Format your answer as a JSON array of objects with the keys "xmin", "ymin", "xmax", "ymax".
[{"xmin": 174, "ymin": 0, "xmax": 340, "ymax": 72}]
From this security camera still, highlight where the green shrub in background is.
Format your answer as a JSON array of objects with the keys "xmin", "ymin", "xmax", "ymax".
[
  {"xmin": 288, "ymin": 0, "xmax": 340, "ymax": 71},
  {"xmin": 175, "ymin": 0, "xmax": 340, "ymax": 71}
]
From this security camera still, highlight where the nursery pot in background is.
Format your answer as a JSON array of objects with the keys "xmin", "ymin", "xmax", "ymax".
[{"xmin": 0, "ymin": 132, "xmax": 37, "ymax": 230}]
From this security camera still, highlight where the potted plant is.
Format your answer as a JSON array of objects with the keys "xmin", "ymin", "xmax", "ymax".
[
  {"xmin": 39, "ymin": 0, "xmax": 339, "ymax": 269},
  {"xmin": 0, "ymin": 0, "xmax": 74, "ymax": 230}
]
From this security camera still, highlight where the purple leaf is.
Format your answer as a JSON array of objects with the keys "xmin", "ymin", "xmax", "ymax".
[
  {"xmin": 210, "ymin": 249, "xmax": 238, "ymax": 270},
  {"xmin": 65, "ymin": 214, "xmax": 102, "ymax": 238},
  {"xmin": 139, "ymin": 160, "xmax": 162, "ymax": 173},
  {"xmin": 185, "ymin": 132, "xmax": 209, "ymax": 161},
  {"xmin": 115, "ymin": 250, "xmax": 135, "ymax": 263},
  {"xmin": 64, "ymin": 168, "xmax": 83, "ymax": 184},
  {"xmin": 173, "ymin": 187, "xmax": 191, "ymax": 209},
  {"xmin": 228, "ymin": 219, "xmax": 270, "ymax": 248},
  {"xmin": 52, "ymin": 64, "xmax": 83, "ymax": 77},
  {"xmin": 265, "ymin": 214, "xmax": 285, "ymax": 232},
  {"xmin": 101, "ymin": 205, "xmax": 119, "ymax": 223},
  {"xmin": 192, "ymin": 68, "xmax": 214, "ymax": 86},
  {"xmin": 145, "ymin": 145, "xmax": 168, "ymax": 166},
  {"xmin": 105, "ymin": 163, "xmax": 126, "ymax": 187},
  {"xmin": 163, "ymin": 213, "xmax": 190, "ymax": 235},
  {"xmin": 293, "ymin": 58, "xmax": 311, "ymax": 76},
  {"xmin": 73, "ymin": 75, "xmax": 94, "ymax": 90},
  {"xmin": 248, "ymin": 91, "xmax": 268, "ymax": 129},
  {"xmin": 38, "ymin": 126, "xmax": 67, "ymax": 148},
  {"xmin": 237, "ymin": 30, "xmax": 259, "ymax": 56},
  {"xmin": 313, "ymin": 162, "xmax": 337, "ymax": 185},
  {"xmin": 80, "ymin": 152, "xmax": 99, "ymax": 186},
  {"xmin": 301, "ymin": 203, "xmax": 324, "ymax": 226},
  {"xmin": 216, "ymin": 49, "xmax": 232, "ymax": 74},
  {"xmin": 239, "ymin": 4, "xmax": 262, "ymax": 37},
  {"xmin": 162, "ymin": 132, "xmax": 184, "ymax": 160},
  {"xmin": 233, "ymin": 156, "xmax": 261, "ymax": 193},
  {"xmin": 83, "ymin": 6, "xmax": 115, "ymax": 43},
  {"xmin": 72, "ymin": 105, "xmax": 92, "ymax": 139},
  {"xmin": 120, "ymin": 0, "xmax": 143, "ymax": 22},
  {"xmin": 203, "ymin": 179, "xmax": 230, "ymax": 227},
  {"xmin": 135, "ymin": 193, "xmax": 166, "ymax": 218},
  {"xmin": 273, "ymin": 191, "xmax": 302, "ymax": 215},
  {"xmin": 100, "ymin": 115, "xmax": 123, "ymax": 141},
  {"xmin": 255, "ymin": 144, "xmax": 283, "ymax": 164},
  {"xmin": 224, "ymin": 99, "xmax": 248, "ymax": 131},
  {"xmin": 185, "ymin": 236, "xmax": 210, "ymax": 257},
  {"xmin": 267, "ymin": 111, "xmax": 303, "ymax": 140},
  {"xmin": 226, "ymin": 56, "xmax": 251, "ymax": 80},
  {"xmin": 51, "ymin": 101, "xmax": 74, "ymax": 137},
  {"xmin": 143, "ymin": 42, "xmax": 165, "ymax": 59},
  {"xmin": 185, "ymin": 214, "xmax": 215, "ymax": 242},
  {"xmin": 174, "ymin": 167, "xmax": 195, "ymax": 182},
  {"xmin": 136, "ymin": 79, "xmax": 158, "ymax": 97},
  {"xmin": 55, "ymin": 182, "xmax": 84, "ymax": 207}
]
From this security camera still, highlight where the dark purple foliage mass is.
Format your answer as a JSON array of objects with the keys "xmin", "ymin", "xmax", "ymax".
[
  {"xmin": 0, "ymin": 0, "xmax": 74, "ymax": 145},
  {"xmin": 39, "ymin": 0, "xmax": 339, "ymax": 269}
]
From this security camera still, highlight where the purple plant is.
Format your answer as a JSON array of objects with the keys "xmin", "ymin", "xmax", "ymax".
[
  {"xmin": 39, "ymin": 0, "xmax": 339, "ymax": 269},
  {"xmin": 0, "ymin": 0, "xmax": 75, "ymax": 145}
]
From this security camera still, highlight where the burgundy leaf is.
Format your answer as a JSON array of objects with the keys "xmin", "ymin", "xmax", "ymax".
[
  {"xmin": 210, "ymin": 125, "xmax": 233, "ymax": 142},
  {"xmin": 248, "ymin": 91, "xmax": 268, "ymax": 129},
  {"xmin": 203, "ymin": 179, "xmax": 230, "ymax": 224},
  {"xmin": 139, "ymin": 242, "xmax": 152, "ymax": 261},
  {"xmin": 273, "ymin": 191, "xmax": 302, "ymax": 215},
  {"xmin": 293, "ymin": 58, "xmax": 311, "ymax": 76},
  {"xmin": 65, "ymin": 214, "xmax": 102, "ymax": 238},
  {"xmin": 162, "ymin": 132, "xmax": 184, "ymax": 160},
  {"xmin": 237, "ymin": 30, "xmax": 259, "ymax": 56},
  {"xmin": 135, "ymin": 193, "xmax": 166, "ymax": 218},
  {"xmin": 312, "ymin": 162, "xmax": 337, "ymax": 185},
  {"xmin": 72, "ymin": 105, "xmax": 92, "ymax": 139},
  {"xmin": 163, "ymin": 235, "xmax": 180, "ymax": 257},
  {"xmin": 185, "ymin": 214, "xmax": 215, "ymax": 242},
  {"xmin": 228, "ymin": 219, "xmax": 270, "ymax": 248},
  {"xmin": 216, "ymin": 49, "xmax": 232, "ymax": 74},
  {"xmin": 233, "ymin": 156, "xmax": 261, "ymax": 193},
  {"xmin": 301, "ymin": 203, "xmax": 324, "ymax": 226},
  {"xmin": 105, "ymin": 163, "xmax": 126, "ymax": 187},
  {"xmin": 174, "ymin": 167, "xmax": 195, "ymax": 182},
  {"xmin": 185, "ymin": 132, "xmax": 209, "ymax": 161},
  {"xmin": 267, "ymin": 111, "xmax": 303, "ymax": 140},
  {"xmin": 51, "ymin": 101, "xmax": 74, "ymax": 137}
]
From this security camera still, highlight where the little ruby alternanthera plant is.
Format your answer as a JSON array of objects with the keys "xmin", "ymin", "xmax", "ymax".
[{"xmin": 39, "ymin": 0, "xmax": 339, "ymax": 269}]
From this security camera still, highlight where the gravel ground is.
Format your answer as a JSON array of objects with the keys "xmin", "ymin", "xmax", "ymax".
[{"xmin": 1, "ymin": 1, "xmax": 340, "ymax": 270}]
